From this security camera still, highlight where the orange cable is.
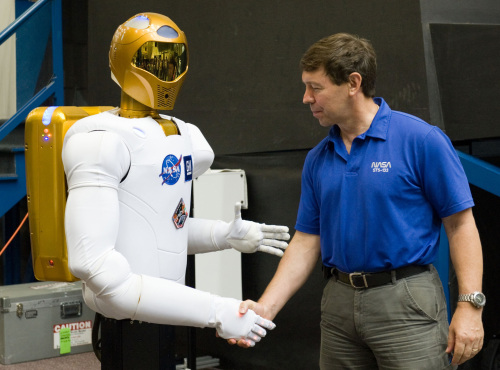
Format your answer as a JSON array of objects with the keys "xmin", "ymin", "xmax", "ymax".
[{"xmin": 0, "ymin": 212, "xmax": 29, "ymax": 257}]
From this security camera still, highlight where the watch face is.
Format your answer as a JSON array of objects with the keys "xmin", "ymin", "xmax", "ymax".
[{"xmin": 473, "ymin": 292, "xmax": 486, "ymax": 307}]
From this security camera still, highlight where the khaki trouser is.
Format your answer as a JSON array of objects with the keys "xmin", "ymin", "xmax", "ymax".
[{"xmin": 320, "ymin": 265, "xmax": 456, "ymax": 369}]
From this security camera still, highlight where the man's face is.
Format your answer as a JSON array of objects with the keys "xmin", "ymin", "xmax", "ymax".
[{"xmin": 302, "ymin": 67, "xmax": 350, "ymax": 127}]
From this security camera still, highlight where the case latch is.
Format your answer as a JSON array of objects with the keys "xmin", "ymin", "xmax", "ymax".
[
  {"xmin": 16, "ymin": 303, "xmax": 23, "ymax": 318},
  {"xmin": 60, "ymin": 301, "xmax": 82, "ymax": 319}
]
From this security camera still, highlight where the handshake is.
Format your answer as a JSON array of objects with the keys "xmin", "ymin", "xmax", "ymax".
[
  {"xmin": 211, "ymin": 297, "xmax": 272, "ymax": 347},
  {"xmin": 206, "ymin": 202, "xmax": 288, "ymax": 346}
]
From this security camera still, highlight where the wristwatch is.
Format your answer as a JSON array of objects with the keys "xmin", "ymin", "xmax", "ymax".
[{"xmin": 458, "ymin": 292, "xmax": 486, "ymax": 308}]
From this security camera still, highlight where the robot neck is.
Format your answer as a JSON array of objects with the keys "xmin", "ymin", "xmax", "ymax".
[
  {"xmin": 117, "ymin": 91, "xmax": 179, "ymax": 136},
  {"xmin": 118, "ymin": 91, "xmax": 160, "ymax": 119}
]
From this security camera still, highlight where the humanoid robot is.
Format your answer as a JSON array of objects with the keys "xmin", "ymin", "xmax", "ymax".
[{"xmin": 61, "ymin": 12, "xmax": 289, "ymax": 346}]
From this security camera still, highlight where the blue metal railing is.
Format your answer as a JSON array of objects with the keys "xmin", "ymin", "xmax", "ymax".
[
  {"xmin": 457, "ymin": 150, "xmax": 500, "ymax": 198},
  {"xmin": 0, "ymin": 0, "xmax": 63, "ymax": 219},
  {"xmin": 0, "ymin": 0, "xmax": 64, "ymax": 143},
  {"xmin": 435, "ymin": 150, "xmax": 500, "ymax": 319}
]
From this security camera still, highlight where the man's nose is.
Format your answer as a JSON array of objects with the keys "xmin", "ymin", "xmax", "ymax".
[{"xmin": 303, "ymin": 90, "xmax": 314, "ymax": 104}]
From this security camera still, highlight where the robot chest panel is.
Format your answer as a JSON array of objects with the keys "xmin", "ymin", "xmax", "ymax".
[
  {"xmin": 119, "ymin": 135, "xmax": 193, "ymax": 211},
  {"xmin": 114, "ymin": 134, "xmax": 194, "ymax": 280}
]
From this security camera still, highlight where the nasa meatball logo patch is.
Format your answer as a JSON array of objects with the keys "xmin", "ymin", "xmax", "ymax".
[
  {"xmin": 160, "ymin": 154, "xmax": 182, "ymax": 185},
  {"xmin": 173, "ymin": 198, "xmax": 188, "ymax": 229}
]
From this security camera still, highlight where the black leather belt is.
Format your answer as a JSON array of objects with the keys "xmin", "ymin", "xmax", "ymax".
[{"xmin": 324, "ymin": 264, "xmax": 430, "ymax": 289}]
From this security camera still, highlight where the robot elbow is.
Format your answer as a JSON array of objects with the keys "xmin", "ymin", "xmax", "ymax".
[
  {"xmin": 68, "ymin": 255, "xmax": 93, "ymax": 281},
  {"xmin": 83, "ymin": 270, "xmax": 142, "ymax": 320}
]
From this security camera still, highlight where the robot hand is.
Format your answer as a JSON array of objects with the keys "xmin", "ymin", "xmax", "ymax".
[
  {"xmin": 212, "ymin": 296, "xmax": 275, "ymax": 347},
  {"xmin": 225, "ymin": 202, "xmax": 290, "ymax": 257}
]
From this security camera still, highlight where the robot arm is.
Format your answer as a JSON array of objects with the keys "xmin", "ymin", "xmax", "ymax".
[
  {"xmin": 62, "ymin": 130, "xmax": 273, "ymax": 344},
  {"xmin": 181, "ymin": 123, "xmax": 289, "ymax": 256},
  {"xmin": 188, "ymin": 203, "xmax": 290, "ymax": 257}
]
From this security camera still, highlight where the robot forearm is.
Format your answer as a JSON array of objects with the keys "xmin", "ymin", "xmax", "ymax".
[
  {"xmin": 80, "ymin": 260, "xmax": 213, "ymax": 328},
  {"xmin": 76, "ymin": 252, "xmax": 273, "ymax": 344},
  {"xmin": 187, "ymin": 218, "xmax": 231, "ymax": 254}
]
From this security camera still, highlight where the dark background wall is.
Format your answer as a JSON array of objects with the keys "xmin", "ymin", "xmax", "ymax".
[
  {"xmin": 80, "ymin": 0, "xmax": 430, "ymax": 156},
  {"xmin": 420, "ymin": 0, "xmax": 500, "ymax": 143},
  {"xmin": 38, "ymin": 0, "xmax": 500, "ymax": 368}
]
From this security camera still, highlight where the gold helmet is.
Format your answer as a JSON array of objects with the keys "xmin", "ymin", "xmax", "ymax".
[{"xmin": 109, "ymin": 13, "xmax": 188, "ymax": 110}]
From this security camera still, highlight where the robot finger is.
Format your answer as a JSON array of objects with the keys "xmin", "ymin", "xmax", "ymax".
[
  {"xmin": 233, "ymin": 202, "xmax": 242, "ymax": 219},
  {"xmin": 243, "ymin": 338, "xmax": 256, "ymax": 347},
  {"xmin": 257, "ymin": 245, "xmax": 285, "ymax": 257},
  {"xmin": 247, "ymin": 331, "xmax": 262, "ymax": 343},
  {"xmin": 255, "ymin": 316, "xmax": 276, "ymax": 330},
  {"xmin": 260, "ymin": 224, "xmax": 290, "ymax": 236},
  {"xmin": 262, "ymin": 231, "xmax": 290, "ymax": 241},
  {"xmin": 261, "ymin": 239, "xmax": 288, "ymax": 249}
]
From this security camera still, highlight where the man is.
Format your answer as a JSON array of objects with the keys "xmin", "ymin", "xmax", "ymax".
[
  {"xmin": 235, "ymin": 33, "xmax": 484, "ymax": 368},
  {"xmin": 62, "ymin": 13, "xmax": 290, "ymax": 347}
]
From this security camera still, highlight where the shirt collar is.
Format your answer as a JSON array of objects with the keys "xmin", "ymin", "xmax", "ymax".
[{"xmin": 327, "ymin": 97, "xmax": 390, "ymax": 144}]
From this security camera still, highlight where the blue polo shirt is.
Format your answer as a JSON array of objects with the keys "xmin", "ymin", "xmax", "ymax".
[{"xmin": 295, "ymin": 97, "xmax": 474, "ymax": 273}]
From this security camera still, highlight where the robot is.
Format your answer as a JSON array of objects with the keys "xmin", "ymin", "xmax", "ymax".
[{"xmin": 60, "ymin": 12, "xmax": 289, "ymax": 346}]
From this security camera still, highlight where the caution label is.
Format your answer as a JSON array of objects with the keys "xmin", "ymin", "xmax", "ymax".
[{"xmin": 53, "ymin": 320, "xmax": 92, "ymax": 349}]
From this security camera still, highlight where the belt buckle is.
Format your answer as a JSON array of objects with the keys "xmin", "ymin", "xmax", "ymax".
[{"xmin": 349, "ymin": 272, "xmax": 368, "ymax": 288}]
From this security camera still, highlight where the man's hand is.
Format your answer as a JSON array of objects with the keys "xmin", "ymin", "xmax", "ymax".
[
  {"xmin": 226, "ymin": 202, "xmax": 290, "ymax": 257},
  {"xmin": 446, "ymin": 303, "xmax": 484, "ymax": 365}
]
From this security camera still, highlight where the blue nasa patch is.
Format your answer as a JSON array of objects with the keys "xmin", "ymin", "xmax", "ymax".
[
  {"xmin": 159, "ymin": 154, "xmax": 182, "ymax": 185},
  {"xmin": 184, "ymin": 155, "xmax": 193, "ymax": 182}
]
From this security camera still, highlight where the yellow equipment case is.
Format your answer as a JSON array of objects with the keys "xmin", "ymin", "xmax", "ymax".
[{"xmin": 25, "ymin": 106, "xmax": 114, "ymax": 282}]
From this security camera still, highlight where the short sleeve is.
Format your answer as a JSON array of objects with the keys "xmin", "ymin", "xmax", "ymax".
[
  {"xmin": 295, "ymin": 152, "xmax": 321, "ymax": 235},
  {"xmin": 419, "ymin": 127, "xmax": 474, "ymax": 218}
]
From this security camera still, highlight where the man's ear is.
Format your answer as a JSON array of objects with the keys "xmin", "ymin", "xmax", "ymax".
[{"xmin": 348, "ymin": 72, "xmax": 362, "ymax": 95}]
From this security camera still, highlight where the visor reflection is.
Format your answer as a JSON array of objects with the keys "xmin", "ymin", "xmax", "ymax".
[{"xmin": 132, "ymin": 42, "xmax": 187, "ymax": 81}]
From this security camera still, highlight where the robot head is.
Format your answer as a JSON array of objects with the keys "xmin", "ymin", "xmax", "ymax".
[{"xmin": 109, "ymin": 13, "xmax": 188, "ymax": 110}]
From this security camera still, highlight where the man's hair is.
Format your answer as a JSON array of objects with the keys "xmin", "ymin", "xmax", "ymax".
[{"xmin": 300, "ymin": 33, "xmax": 377, "ymax": 97}]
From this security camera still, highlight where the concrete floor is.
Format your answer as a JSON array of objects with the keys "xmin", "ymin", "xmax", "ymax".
[{"xmin": 0, "ymin": 351, "xmax": 100, "ymax": 370}]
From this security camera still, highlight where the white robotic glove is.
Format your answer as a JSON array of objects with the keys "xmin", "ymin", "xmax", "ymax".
[
  {"xmin": 218, "ymin": 202, "xmax": 290, "ymax": 257},
  {"xmin": 211, "ymin": 296, "xmax": 275, "ymax": 347}
]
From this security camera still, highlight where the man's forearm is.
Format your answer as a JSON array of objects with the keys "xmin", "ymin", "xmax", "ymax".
[
  {"xmin": 444, "ymin": 208, "xmax": 483, "ymax": 294},
  {"xmin": 258, "ymin": 231, "xmax": 321, "ymax": 320},
  {"xmin": 443, "ymin": 208, "xmax": 484, "ymax": 365}
]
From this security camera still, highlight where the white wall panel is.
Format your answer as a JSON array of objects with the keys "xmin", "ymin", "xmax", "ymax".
[{"xmin": 0, "ymin": 0, "xmax": 16, "ymax": 119}]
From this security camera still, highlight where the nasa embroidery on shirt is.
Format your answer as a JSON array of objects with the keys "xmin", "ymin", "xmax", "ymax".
[
  {"xmin": 160, "ymin": 154, "xmax": 183, "ymax": 185},
  {"xmin": 172, "ymin": 198, "xmax": 188, "ymax": 229},
  {"xmin": 371, "ymin": 161, "xmax": 391, "ymax": 173}
]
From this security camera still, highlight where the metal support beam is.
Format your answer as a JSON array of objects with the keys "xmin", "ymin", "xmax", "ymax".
[
  {"xmin": 0, "ymin": 0, "xmax": 50, "ymax": 44},
  {"xmin": 51, "ymin": 0, "xmax": 64, "ymax": 105},
  {"xmin": 457, "ymin": 150, "xmax": 500, "ymax": 197}
]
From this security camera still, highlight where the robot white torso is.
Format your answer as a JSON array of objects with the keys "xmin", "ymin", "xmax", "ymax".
[
  {"xmin": 62, "ymin": 111, "xmax": 217, "ymax": 324},
  {"xmin": 64, "ymin": 111, "xmax": 213, "ymax": 283}
]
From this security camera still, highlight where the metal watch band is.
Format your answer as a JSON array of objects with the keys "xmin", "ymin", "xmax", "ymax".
[
  {"xmin": 458, "ymin": 293, "xmax": 473, "ymax": 302},
  {"xmin": 457, "ymin": 292, "xmax": 485, "ymax": 308}
]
